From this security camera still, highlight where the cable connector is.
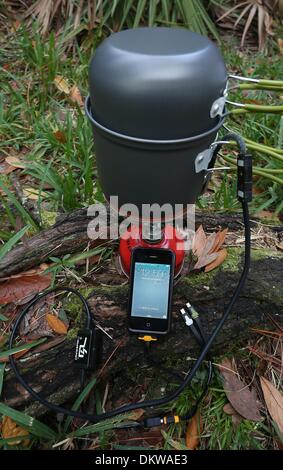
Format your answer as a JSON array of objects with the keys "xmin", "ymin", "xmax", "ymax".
[
  {"xmin": 74, "ymin": 328, "xmax": 102, "ymax": 371},
  {"xmin": 138, "ymin": 335, "xmax": 157, "ymax": 342},
  {"xmin": 180, "ymin": 306, "xmax": 204, "ymax": 346},
  {"xmin": 237, "ymin": 153, "xmax": 252, "ymax": 202},
  {"xmin": 180, "ymin": 308, "xmax": 193, "ymax": 327},
  {"xmin": 185, "ymin": 302, "xmax": 199, "ymax": 319},
  {"xmin": 143, "ymin": 415, "xmax": 181, "ymax": 428}
]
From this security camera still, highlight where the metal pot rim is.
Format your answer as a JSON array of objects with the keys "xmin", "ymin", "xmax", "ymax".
[{"xmin": 85, "ymin": 96, "xmax": 224, "ymax": 146}]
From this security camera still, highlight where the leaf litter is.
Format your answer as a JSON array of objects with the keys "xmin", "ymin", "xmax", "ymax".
[{"xmin": 192, "ymin": 225, "xmax": 228, "ymax": 272}]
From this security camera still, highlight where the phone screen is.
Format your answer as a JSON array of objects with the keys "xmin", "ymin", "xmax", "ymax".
[
  {"xmin": 128, "ymin": 248, "xmax": 174, "ymax": 335},
  {"xmin": 131, "ymin": 262, "xmax": 171, "ymax": 319}
]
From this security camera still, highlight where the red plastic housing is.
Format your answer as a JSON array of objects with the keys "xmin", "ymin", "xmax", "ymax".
[{"xmin": 119, "ymin": 225, "xmax": 185, "ymax": 277}]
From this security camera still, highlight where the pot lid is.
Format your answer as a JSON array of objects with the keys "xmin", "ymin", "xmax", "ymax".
[{"xmin": 89, "ymin": 27, "xmax": 227, "ymax": 140}]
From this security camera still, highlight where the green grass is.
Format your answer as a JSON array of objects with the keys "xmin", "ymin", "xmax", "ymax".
[{"xmin": 163, "ymin": 366, "xmax": 275, "ymax": 450}]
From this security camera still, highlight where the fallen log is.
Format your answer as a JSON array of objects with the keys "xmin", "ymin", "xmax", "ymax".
[{"xmin": 1, "ymin": 206, "xmax": 281, "ymax": 278}]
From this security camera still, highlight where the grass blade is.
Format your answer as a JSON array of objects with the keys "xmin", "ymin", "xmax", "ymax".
[
  {"xmin": 0, "ymin": 181, "xmax": 39, "ymax": 231},
  {"xmin": 0, "ymin": 364, "xmax": 5, "ymax": 397},
  {"xmin": 69, "ymin": 413, "xmax": 133, "ymax": 437},
  {"xmin": 0, "ymin": 314, "xmax": 9, "ymax": 321},
  {"xmin": 63, "ymin": 376, "xmax": 97, "ymax": 433},
  {"xmin": 0, "ymin": 226, "xmax": 28, "ymax": 261},
  {"xmin": 0, "ymin": 402, "xmax": 56, "ymax": 440},
  {"xmin": 0, "ymin": 338, "xmax": 46, "ymax": 360}
]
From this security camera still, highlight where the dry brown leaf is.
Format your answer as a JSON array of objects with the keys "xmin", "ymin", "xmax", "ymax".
[
  {"xmin": 204, "ymin": 248, "xmax": 227, "ymax": 273},
  {"xmin": 5, "ymin": 156, "xmax": 26, "ymax": 169},
  {"xmin": 194, "ymin": 251, "xmax": 218, "ymax": 270},
  {"xmin": 223, "ymin": 402, "xmax": 243, "ymax": 426},
  {"xmin": 23, "ymin": 187, "xmax": 49, "ymax": 201},
  {"xmin": 129, "ymin": 409, "xmax": 145, "ymax": 421},
  {"xmin": 219, "ymin": 358, "xmax": 261, "ymax": 422},
  {"xmin": 213, "ymin": 228, "xmax": 228, "ymax": 252},
  {"xmin": 185, "ymin": 411, "xmax": 202, "ymax": 450},
  {"xmin": 70, "ymin": 85, "xmax": 84, "ymax": 106},
  {"xmin": 46, "ymin": 314, "xmax": 68, "ymax": 335},
  {"xmin": 11, "ymin": 20, "xmax": 21, "ymax": 33},
  {"xmin": 0, "ymin": 273, "xmax": 51, "ymax": 305},
  {"xmin": 0, "ymin": 160, "xmax": 16, "ymax": 175},
  {"xmin": 192, "ymin": 225, "xmax": 206, "ymax": 258},
  {"xmin": 223, "ymin": 403, "xmax": 236, "ymax": 415},
  {"xmin": 260, "ymin": 377, "xmax": 283, "ymax": 434},
  {"xmin": 278, "ymin": 38, "xmax": 283, "ymax": 54},
  {"xmin": 53, "ymin": 130, "xmax": 67, "ymax": 144},
  {"xmin": 54, "ymin": 76, "xmax": 70, "ymax": 95},
  {"xmin": 204, "ymin": 232, "xmax": 218, "ymax": 255},
  {"xmin": 0, "ymin": 341, "xmax": 40, "ymax": 363},
  {"xmin": 2, "ymin": 416, "xmax": 30, "ymax": 447},
  {"xmin": 276, "ymin": 241, "xmax": 283, "ymax": 251},
  {"xmin": 0, "ymin": 264, "xmax": 49, "ymax": 282}
]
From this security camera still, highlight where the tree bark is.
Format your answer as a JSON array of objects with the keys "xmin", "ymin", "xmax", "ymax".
[{"xmin": 1, "ymin": 206, "xmax": 281, "ymax": 278}]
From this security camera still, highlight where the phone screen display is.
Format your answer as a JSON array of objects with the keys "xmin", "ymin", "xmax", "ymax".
[{"xmin": 131, "ymin": 262, "xmax": 171, "ymax": 319}]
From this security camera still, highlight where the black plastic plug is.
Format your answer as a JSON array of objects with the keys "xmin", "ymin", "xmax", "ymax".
[{"xmin": 237, "ymin": 153, "xmax": 252, "ymax": 202}]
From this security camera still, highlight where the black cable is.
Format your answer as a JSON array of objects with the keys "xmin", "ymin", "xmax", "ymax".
[
  {"xmin": 9, "ymin": 137, "xmax": 251, "ymax": 426},
  {"xmin": 222, "ymin": 132, "xmax": 247, "ymax": 154}
]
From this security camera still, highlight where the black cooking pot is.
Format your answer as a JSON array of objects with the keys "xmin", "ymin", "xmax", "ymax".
[{"xmin": 86, "ymin": 27, "xmax": 227, "ymax": 210}]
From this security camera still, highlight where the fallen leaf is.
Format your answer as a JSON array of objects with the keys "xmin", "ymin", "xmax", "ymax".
[
  {"xmin": 223, "ymin": 403, "xmax": 236, "ymax": 415},
  {"xmin": 223, "ymin": 402, "xmax": 243, "ymax": 426},
  {"xmin": 194, "ymin": 251, "xmax": 218, "ymax": 270},
  {"xmin": 11, "ymin": 20, "xmax": 21, "ymax": 33},
  {"xmin": 0, "ymin": 264, "xmax": 50, "ymax": 282},
  {"xmin": 128, "ymin": 409, "xmax": 145, "ymax": 421},
  {"xmin": 5, "ymin": 156, "xmax": 26, "ymax": 169},
  {"xmin": 53, "ymin": 130, "xmax": 67, "ymax": 144},
  {"xmin": 204, "ymin": 232, "xmax": 218, "ymax": 255},
  {"xmin": 276, "ymin": 241, "xmax": 283, "ymax": 251},
  {"xmin": 185, "ymin": 411, "xmax": 202, "ymax": 450},
  {"xmin": 0, "ymin": 273, "xmax": 51, "ymax": 305},
  {"xmin": 0, "ymin": 341, "xmax": 41, "ymax": 363},
  {"xmin": 46, "ymin": 314, "xmax": 68, "ymax": 335},
  {"xmin": 212, "ymin": 228, "xmax": 228, "ymax": 252},
  {"xmin": 19, "ymin": 294, "xmax": 55, "ymax": 339},
  {"xmin": 70, "ymin": 85, "xmax": 84, "ymax": 106},
  {"xmin": 0, "ymin": 161, "xmax": 16, "ymax": 175},
  {"xmin": 260, "ymin": 377, "xmax": 283, "ymax": 434},
  {"xmin": 2, "ymin": 416, "xmax": 29, "ymax": 447},
  {"xmin": 23, "ymin": 187, "xmax": 49, "ymax": 201},
  {"xmin": 192, "ymin": 226, "xmax": 228, "ymax": 271},
  {"xmin": 54, "ymin": 76, "xmax": 70, "ymax": 95},
  {"xmin": 204, "ymin": 248, "xmax": 227, "ymax": 272},
  {"xmin": 192, "ymin": 225, "xmax": 206, "ymax": 258},
  {"xmin": 219, "ymin": 358, "xmax": 261, "ymax": 422}
]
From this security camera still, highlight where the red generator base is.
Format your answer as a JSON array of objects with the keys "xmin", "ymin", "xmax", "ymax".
[{"xmin": 119, "ymin": 224, "xmax": 185, "ymax": 277}]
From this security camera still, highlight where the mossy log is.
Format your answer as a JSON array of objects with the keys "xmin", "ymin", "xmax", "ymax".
[
  {"xmin": 2, "ymin": 245, "xmax": 283, "ymax": 417},
  {"xmin": 1, "ymin": 206, "xmax": 281, "ymax": 278}
]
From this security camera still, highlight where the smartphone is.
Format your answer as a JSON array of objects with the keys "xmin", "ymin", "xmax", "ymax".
[{"xmin": 128, "ymin": 247, "xmax": 175, "ymax": 335}]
